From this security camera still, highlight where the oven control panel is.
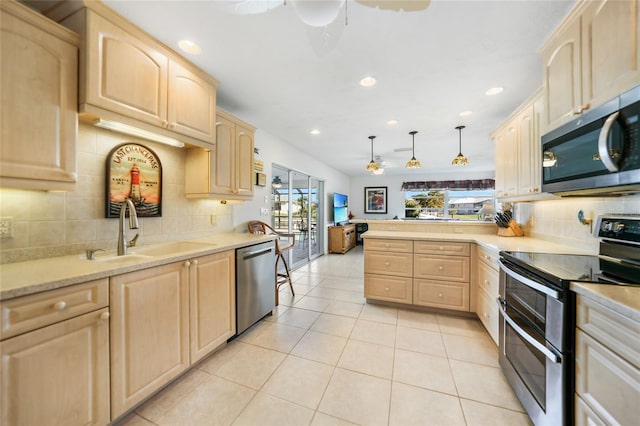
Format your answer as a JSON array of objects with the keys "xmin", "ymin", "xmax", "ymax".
[{"xmin": 594, "ymin": 215, "xmax": 640, "ymax": 243}]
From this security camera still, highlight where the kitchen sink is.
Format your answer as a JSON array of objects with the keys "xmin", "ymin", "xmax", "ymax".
[
  {"xmin": 94, "ymin": 254, "xmax": 153, "ymax": 263},
  {"xmin": 132, "ymin": 241, "xmax": 215, "ymax": 257}
]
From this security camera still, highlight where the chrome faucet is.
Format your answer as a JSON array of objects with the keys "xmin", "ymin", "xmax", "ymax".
[{"xmin": 117, "ymin": 198, "xmax": 139, "ymax": 256}]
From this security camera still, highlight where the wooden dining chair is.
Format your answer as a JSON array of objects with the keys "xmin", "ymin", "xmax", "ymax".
[{"xmin": 247, "ymin": 221, "xmax": 295, "ymax": 304}]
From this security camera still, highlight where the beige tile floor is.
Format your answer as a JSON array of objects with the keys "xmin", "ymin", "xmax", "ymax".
[{"xmin": 117, "ymin": 246, "xmax": 532, "ymax": 426}]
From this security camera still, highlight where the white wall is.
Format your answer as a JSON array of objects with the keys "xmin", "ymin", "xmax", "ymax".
[{"xmin": 0, "ymin": 124, "xmax": 349, "ymax": 264}]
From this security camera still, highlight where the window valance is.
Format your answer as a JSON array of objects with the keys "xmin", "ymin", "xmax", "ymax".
[{"xmin": 401, "ymin": 179, "xmax": 495, "ymax": 191}]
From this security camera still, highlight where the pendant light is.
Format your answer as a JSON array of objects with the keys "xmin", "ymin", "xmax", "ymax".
[
  {"xmin": 366, "ymin": 136, "xmax": 379, "ymax": 173},
  {"xmin": 406, "ymin": 131, "xmax": 421, "ymax": 169},
  {"xmin": 452, "ymin": 125, "xmax": 468, "ymax": 166}
]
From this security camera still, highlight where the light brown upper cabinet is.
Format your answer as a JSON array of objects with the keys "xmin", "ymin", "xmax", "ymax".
[
  {"xmin": 0, "ymin": 1, "xmax": 79, "ymax": 191},
  {"xmin": 52, "ymin": 1, "xmax": 217, "ymax": 147},
  {"xmin": 541, "ymin": 0, "xmax": 640, "ymax": 132},
  {"xmin": 186, "ymin": 109, "xmax": 255, "ymax": 200}
]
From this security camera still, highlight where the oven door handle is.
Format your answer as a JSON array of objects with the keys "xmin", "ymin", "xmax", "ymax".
[
  {"xmin": 497, "ymin": 298, "xmax": 561, "ymax": 364},
  {"xmin": 500, "ymin": 262, "xmax": 560, "ymax": 299}
]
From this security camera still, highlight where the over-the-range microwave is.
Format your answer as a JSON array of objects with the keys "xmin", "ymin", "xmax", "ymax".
[{"xmin": 541, "ymin": 84, "xmax": 640, "ymax": 196}]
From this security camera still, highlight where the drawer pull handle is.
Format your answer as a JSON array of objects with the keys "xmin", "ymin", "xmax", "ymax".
[
  {"xmin": 100, "ymin": 312, "xmax": 110, "ymax": 321},
  {"xmin": 53, "ymin": 301, "xmax": 66, "ymax": 311}
]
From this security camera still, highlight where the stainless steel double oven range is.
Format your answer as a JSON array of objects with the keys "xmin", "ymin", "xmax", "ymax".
[{"xmin": 498, "ymin": 215, "xmax": 640, "ymax": 425}]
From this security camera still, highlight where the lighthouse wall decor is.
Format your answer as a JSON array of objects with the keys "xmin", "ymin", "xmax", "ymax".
[{"xmin": 106, "ymin": 143, "xmax": 163, "ymax": 218}]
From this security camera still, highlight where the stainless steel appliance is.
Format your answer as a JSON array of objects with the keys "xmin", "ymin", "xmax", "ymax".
[
  {"xmin": 498, "ymin": 215, "xmax": 640, "ymax": 426},
  {"xmin": 236, "ymin": 241, "xmax": 276, "ymax": 335},
  {"xmin": 541, "ymin": 84, "xmax": 640, "ymax": 195}
]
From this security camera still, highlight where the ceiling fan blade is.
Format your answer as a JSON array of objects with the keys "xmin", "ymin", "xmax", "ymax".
[
  {"xmin": 355, "ymin": 0, "xmax": 431, "ymax": 12},
  {"xmin": 212, "ymin": 0, "xmax": 284, "ymax": 15}
]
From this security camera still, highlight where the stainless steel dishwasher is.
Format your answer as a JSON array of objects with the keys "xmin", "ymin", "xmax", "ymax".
[{"xmin": 235, "ymin": 240, "xmax": 276, "ymax": 335}]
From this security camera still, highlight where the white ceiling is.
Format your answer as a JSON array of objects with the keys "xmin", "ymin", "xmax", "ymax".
[{"xmin": 103, "ymin": 0, "xmax": 575, "ymax": 177}]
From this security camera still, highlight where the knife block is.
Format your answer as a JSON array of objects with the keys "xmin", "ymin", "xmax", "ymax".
[{"xmin": 497, "ymin": 220, "xmax": 524, "ymax": 237}]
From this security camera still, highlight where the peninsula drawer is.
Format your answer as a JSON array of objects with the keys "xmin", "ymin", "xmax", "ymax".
[
  {"xmin": 576, "ymin": 295, "xmax": 640, "ymax": 368},
  {"xmin": 477, "ymin": 245, "xmax": 500, "ymax": 271},
  {"xmin": 365, "ymin": 274, "xmax": 412, "ymax": 304},
  {"xmin": 414, "ymin": 255, "xmax": 470, "ymax": 282},
  {"xmin": 414, "ymin": 241, "xmax": 470, "ymax": 256},
  {"xmin": 365, "ymin": 238, "xmax": 413, "ymax": 253},
  {"xmin": 1, "ymin": 278, "xmax": 109, "ymax": 339},
  {"xmin": 364, "ymin": 252, "xmax": 413, "ymax": 277},
  {"xmin": 414, "ymin": 280, "xmax": 469, "ymax": 311}
]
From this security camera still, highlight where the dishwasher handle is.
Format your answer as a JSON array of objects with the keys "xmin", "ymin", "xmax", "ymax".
[{"xmin": 242, "ymin": 247, "xmax": 273, "ymax": 260}]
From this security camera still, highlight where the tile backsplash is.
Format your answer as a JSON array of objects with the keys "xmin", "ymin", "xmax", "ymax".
[
  {"xmin": 0, "ymin": 124, "xmax": 234, "ymax": 264},
  {"xmin": 514, "ymin": 195, "xmax": 640, "ymax": 253}
]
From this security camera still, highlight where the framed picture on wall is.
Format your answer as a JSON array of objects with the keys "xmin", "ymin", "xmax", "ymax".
[{"xmin": 364, "ymin": 186, "xmax": 387, "ymax": 214}]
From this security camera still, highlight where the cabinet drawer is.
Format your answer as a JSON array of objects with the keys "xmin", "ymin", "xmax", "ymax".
[
  {"xmin": 414, "ymin": 241, "xmax": 470, "ymax": 256},
  {"xmin": 575, "ymin": 330, "xmax": 640, "ymax": 425},
  {"xmin": 476, "ymin": 287, "xmax": 499, "ymax": 345},
  {"xmin": 576, "ymin": 295, "xmax": 640, "ymax": 368},
  {"xmin": 364, "ymin": 252, "xmax": 412, "ymax": 277},
  {"xmin": 1, "ymin": 279, "xmax": 109, "ymax": 340},
  {"xmin": 414, "ymin": 255, "xmax": 470, "ymax": 282},
  {"xmin": 477, "ymin": 260, "xmax": 499, "ymax": 298},
  {"xmin": 364, "ymin": 274, "xmax": 412, "ymax": 304},
  {"xmin": 365, "ymin": 238, "xmax": 413, "ymax": 253},
  {"xmin": 477, "ymin": 245, "xmax": 500, "ymax": 271},
  {"xmin": 414, "ymin": 279, "xmax": 469, "ymax": 311}
]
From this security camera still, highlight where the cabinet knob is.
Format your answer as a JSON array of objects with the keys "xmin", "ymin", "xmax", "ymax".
[
  {"xmin": 385, "ymin": 287, "xmax": 390, "ymax": 292},
  {"xmin": 437, "ymin": 293, "xmax": 443, "ymax": 298},
  {"xmin": 193, "ymin": 259, "xmax": 198, "ymax": 265},
  {"xmin": 185, "ymin": 260, "xmax": 191, "ymax": 267},
  {"xmin": 168, "ymin": 122, "xmax": 176, "ymax": 129},
  {"xmin": 483, "ymin": 312, "xmax": 489, "ymax": 319},
  {"xmin": 53, "ymin": 301, "xmax": 66, "ymax": 311},
  {"xmin": 162, "ymin": 120, "xmax": 169, "ymax": 127},
  {"xmin": 484, "ymin": 255, "xmax": 491, "ymax": 260},
  {"xmin": 438, "ymin": 265, "xmax": 444, "ymax": 271},
  {"xmin": 384, "ymin": 244, "xmax": 389, "ymax": 248},
  {"xmin": 439, "ymin": 246, "xmax": 444, "ymax": 250},
  {"xmin": 484, "ymin": 280, "xmax": 489, "ymax": 286},
  {"xmin": 100, "ymin": 311, "xmax": 110, "ymax": 321},
  {"xmin": 385, "ymin": 262, "xmax": 390, "ymax": 267}
]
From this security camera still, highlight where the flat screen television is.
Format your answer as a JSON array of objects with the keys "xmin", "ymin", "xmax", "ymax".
[{"xmin": 333, "ymin": 192, "xmax": 348, "ymax": 225}]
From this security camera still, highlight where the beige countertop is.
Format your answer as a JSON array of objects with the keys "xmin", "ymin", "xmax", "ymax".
[
  {"xmin": 0, "ymin": 233, "xmax": 274, "ymax": 300},
  {"xmin": 362, "ymin": 231, "xmax": 595, "ymax": 254},
  {"xmin": 571, "ymin": 282, "xmax": 640, "ymax": 322}
]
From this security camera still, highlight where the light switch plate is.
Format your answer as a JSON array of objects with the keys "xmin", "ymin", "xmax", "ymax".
[{"xmin": 0, "ymin": 217, "xmax": 14, "ymax": 239}]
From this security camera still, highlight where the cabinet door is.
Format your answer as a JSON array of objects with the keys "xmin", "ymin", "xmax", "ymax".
[
  {"xmin": 86, "ymin": 11, "xmax": 168, "ymax": 126},
  {"xmin": 189, "ymin": 251, "xmax": 235, "ymax": 364},
  {"xmin": 541, "ymin": 16, "xmax": 582, "ymax": 130},
  {"xmin": 211, "ymin": 115, "xmax": 236, "ymax": 195},
  {"xmin": 110, "ymin": 262, "xmax": 189, "ymax": 418},
  {"xmin": 168, "ymin": 60, "xmax": 216, "ymax": 145},
  {"xmin": 517, "ymin": 103, "xmax": 538, "ymax": 195},
  {"xmin": 493, "ymin": 122, "xmax": 518, "ymax": 198},
  {"xmin": 1, "ymin": 309, "xmax": 110, "ymax": 426},
  {"xmin": 235, "ymin": 125, "xmax": 254, "ymax": 196},
  {"xmin": 0, "ymin": 3, "xmax": 78, "ymax": 190},
  {"xmin": 581, "ymin": 0, "xmax": 640, "ymax": 108}
]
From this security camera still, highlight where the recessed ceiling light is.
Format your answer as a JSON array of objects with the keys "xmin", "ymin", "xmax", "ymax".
[
  {"xmin": 387, "ymin": 119, "xmax": 398, "ymax": 125},
  {"xmin": 459, "ymin": 110, "xmax": 473, "ymax": 116},
  {"xmin": 360, "ymin": 76, "xmax": 376, "ymax": 87},
  {"xmin": 178, "ymin": 40, "xmax": 201, "ymax": 55},
  {"xmin": 310, "ymin": 129, "xmax": 321, "ymax": 135},
  {"xmin": 485, "ymin": 87, "xmax": 504, "ymax": 96}
]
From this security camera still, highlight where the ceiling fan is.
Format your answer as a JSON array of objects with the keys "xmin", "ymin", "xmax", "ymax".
[{"xmin": 213, "ymin": 0, "xmax": 431, "ymax": 27}]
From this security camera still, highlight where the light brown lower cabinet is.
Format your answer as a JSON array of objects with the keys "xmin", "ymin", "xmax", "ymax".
[
  {"xmin": 1, "ymin": 308, "xmax": 110, "ymax": 426},
  {"xmin": 110, "ymin": 251, "xmax": 235, "ymax": 419}
]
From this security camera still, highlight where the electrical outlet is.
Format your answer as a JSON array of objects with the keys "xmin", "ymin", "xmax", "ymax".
[
  {"xmin": 260, "ymin": 208, "xmax": 269, "ymax": 216},
  {"xmin": 0, "ymin": 217, "xmax": 14, "ymax": 239}
]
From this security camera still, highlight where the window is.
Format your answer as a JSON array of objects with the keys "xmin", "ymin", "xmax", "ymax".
[{"xmin": 404, "ymin": 189, "xmax": 495, "ymax": 221}]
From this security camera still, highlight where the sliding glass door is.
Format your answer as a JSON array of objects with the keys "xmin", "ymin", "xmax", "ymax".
[{"xmin": 271, "ymin": 165, "xmax": 324, "ymax": 270}]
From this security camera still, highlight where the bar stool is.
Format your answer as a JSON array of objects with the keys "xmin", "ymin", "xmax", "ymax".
[{"xmin": 247, "ymin": 221, "xmax": 295, "ymax": 305}]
